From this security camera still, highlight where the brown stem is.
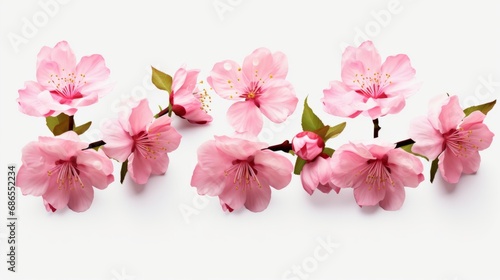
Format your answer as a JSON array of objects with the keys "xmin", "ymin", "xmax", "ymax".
[
  {"xmin": 69, "ymin": 115, "xmax": 75, "ymax": 131},
  {"xmin": 395, "ymin": 138, "xmax": 415, "ymax": 148},
  {"xmin": 373, "ymin": 118, "xmax": 381, "ymax": 138},
  {"xmin": 265, "ymin": 140, "xmax": 292, "ymax": 153},
  {"xmin": 83, "ymin": 140, "xmax": 106, "ymax": 150}
]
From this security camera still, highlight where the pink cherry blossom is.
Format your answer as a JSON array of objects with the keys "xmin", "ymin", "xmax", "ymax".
[
  {"xmin": 16, "ymin": 131, "xmax": 114, "ymax": 212},
  {"xmin": 207, "ymin": 48, "xmax": 298, "ymax": 135},
  {"xmin": 170, "ymin": 66, "xmax": 213, "ymax": 124},
  {"xmin": 301, "ymin": 154, "xmax": 340, "ymax": 195},
  {"xmin": 191, "ymin": 136, "xmax": 293, "ymax": 212},
  {"xmin": 322, "ymin": 41, "xmax": 418, "ymax": 119},
  {"xmin": 292, "ymin": 131, "xmax": 325, "ymax": 161},
  {"xmin": 331, "ymin": 142, "xmax": 424, "ymax": 210},
  {"xmin": 410, "ymin": 95, "xmax": 494, "ymax": 183},
  {"xmin": 102, "ymin": 99, "xmax": 182, "ymax": 185},
  {"xmin": 17, "ymin": 41, "xmax": 111, "ymax": 117}
]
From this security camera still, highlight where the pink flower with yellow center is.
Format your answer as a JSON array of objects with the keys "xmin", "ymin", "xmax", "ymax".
[
  {"xmin": 410, "ymin": 95, "xmax": 494, "ymax": 183},
  {"xmin": 17, "ymin": 41, "xmax": 111, "ymax": 117},
  {"xmin": 323, "ymin": 40, "xmax": 418, "ymax": 119},
  {"xmin": 191, "ymin": 136, "xmax": 293, "ymax": 212},
  {"xmin": 16, "ymin": 131, "xmax": 114, "ymax": 212},
  {"xmin": 208, "ymin": 48, "xmax": 298, "ymax": 135},
  {"xmin": 102, "ymin": 99, "xmax": 182, "ymax": 184},
  {"xmin": 331, "ymin": 142, "xmax": 424, "ymax": 210}
]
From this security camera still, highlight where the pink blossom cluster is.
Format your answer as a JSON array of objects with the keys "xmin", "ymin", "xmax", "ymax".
[{"xmin": 15, "ymin": 40, "xmax": 495, "ymax": 213}]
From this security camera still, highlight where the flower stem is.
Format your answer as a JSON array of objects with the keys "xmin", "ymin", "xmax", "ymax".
[
  {"xmin": 157, "ymin": 107, "xmax": 170, "ymax": 118},
  {"xmin": 83, "ymin": 140, "xmax": 106, "ymax": 150},
  {"xmin": 395, "ymin": 138, "xmax": 415, "ymax": 148},
  {"xmin": 265, "ymin": 140, "xmax": 292, "ymax": 153},
  {"xmin": 373, "ymin": 118, "xmax": 381, "ymax": 138},
  {"xmin": 68, "ymin": 115, "xmax": 75, "ymax": 131}
]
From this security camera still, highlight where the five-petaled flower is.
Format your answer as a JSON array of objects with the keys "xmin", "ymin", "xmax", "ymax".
[
  {"xmin": 208, "ymin": 48, "xmax": 298, "ymax": 135},
  {"xmin": 323, "ymin": 40, "xmax": 418, "ymax": 119},
  {"xmin": 170, "ymin": 66, "xmax": 213, "ymax": 124},
  {"xmin": 102, "ymin": 99, "xmax": 182, "ymax": 184},
  {"xmin": 191, "ymin": 136, "xmax": 293, "ymax": 212},
  {"xmin": 17, "ymin": 41, "xmax": 111, "ymax": 117},
  {"xmin": 331, "ymin": 142, "xmax": 424, "ymax": 210},
  {"xmin": 16, "ymin": 131, "xmax": 114, "ymax": 212},
  {"xmin": 410, "ymin": 95, "xmax": 494, "ymax": 183}
]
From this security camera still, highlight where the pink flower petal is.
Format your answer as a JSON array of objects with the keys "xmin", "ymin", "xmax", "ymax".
[
  {"xmin": 75, "ymin": 54, "xmax": 109, "ymax": 83},
  {"xmin": 128, "ymin": 151, "xmax": 153, "ymax": 185},
  {"xmin": 226, "ymin": 101, "xmax": 263, "ymax": 135},
  {"xmin": 438, "ymin": 95, "xmax": 465, "ymax": 133},
  {"xmin": 244, "ymin": 184, "xmax": 272, "ymax": 212},
  {"xmin": 410, "ymin": 116, "xmax": 444, "ymax": 160},
  {"xmin": 253, "ymin": 150, "xmax": 293, "ymax": 190},
  {"xmin": 379, "ymin": 185, "xmax": 406, "ymax": 211},
  {"xmin": 101, "ymin": 119, "xmax": 134, "ymax": 162},
  {"xmin": 37, "ymin": 41, "xmax": 76, "ymax": 72},
  {"xmin": 380, "ymin": 54, "xmax": 417, "ymax": 97},
  {"xmin": 42, "ymin": 176, "xmax": 71, "ymax": 210},
  {"xmin": 242, "ymin": 48, "xmax": 288, "ymax": 84},
  {"xmin": 353, "ymin": 184, "xmax": 386, "ymax": 207},
  {"xmin": 214, "ymin": 135, "xmax": 266, "ymax": 160},
  {"xmin": 219, "ymin": 176, "xmax": 248, "ymax": 211},
  {"xmin": 16, "ymin": 165, "xmax": 49, "ymax": 196},
  {"xmin": 191, "ymin": 165, "xmax": 226, "ymax": 196},
  {"xmin": 257, "ymin": 83, "xmax": 298, "ymax": 123},
  {"xmin": 438, "ymin": 148, "xmax": 463, "ymax": 183},
  {"xmin": 66, "ymin": 176, "xmax": 95, "ymax": 212},
  {"xmin": 341, "ymin": 41, "xmax": 381, "ymax": 71},
  {"xmin": 208, "ymin": 60, "xmax": 247, "ymax": 99},
  {"xmin": 322, "ymin": 81, "xmax": 365, "ymax": 118},
  {"xmin": 387, "ymin": 149, "xmax": 424, "ymax": 188},
  {"xmin": 128, "ymin": 99, "xmax": 153, "ymax": 136}
]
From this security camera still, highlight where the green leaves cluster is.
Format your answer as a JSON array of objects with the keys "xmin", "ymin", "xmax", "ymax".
[
  {"xmin": 46, "ymin": 113, "xmax": 92, "ymax": 136},
  {"xmin": 294, "ymin": 98, "xmax": 346, "ymax": 175}
]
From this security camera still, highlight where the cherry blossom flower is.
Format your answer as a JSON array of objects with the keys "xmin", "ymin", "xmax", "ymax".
[
  {"xmin": 292, "ymin": 131, "xmax": 325, "ymax": 161},
  {"xmin": 410, "ymin": 95, "xmax": 494, "ymax": 183},
  {"xmin": 322, "ymin": 40, "xmax": 418, "ymax": 119},
  {"xmin": 16, "ymin": 131, "xmax": 114, "ymax": 212},
  {"xmin": 191, "ymin": 136, "xmax": 293, "ymax": 212},
  {"xmin": 331, "ymin": 142, "xmax": 424, "ymax": 210},
  {"xmin": 207, "ymin": 48, "xmax": 298, "ymax": 135},
  {"xmin": 17, "ymin": 41, "xmax": 111, "ymax": 117},
  {"xmin": 301, "ymin": 155, "xmax": 340, "ymax": 195},
  {"xmin": 102, "ymin": 99, "xmax": 182, "ymax": 184},
  {"xmin": 170, "ymin": 66, "xmax": 213, "ymax": 124}
]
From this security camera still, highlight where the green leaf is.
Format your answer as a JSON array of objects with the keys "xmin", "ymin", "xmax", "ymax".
[
  {"xmin": 120, "ymin": 160, "xmax": 128, "ymax": 184},
  {"xmin": 324, "ymin": 122, "xmax": 346, "ymax": 140},
  {"xmin": 430, "ymin": 158, "xmax": 439, "ymax": 183},
  {"xmin": 313, "ymin": 125, "xmax": 330, "ymax": 140},
  {"xmin": 399, "ymin": 143, "xmax": 428, "ymax": 161},
  {"xmin": 302, "ymin": 97, "xmax": 324, "ymax": 132},
  {"xmin": 293, "ymin": 157, "xmax": 307, "ymax": 175},
  {"xmin": 323, "ymin": 147, "xmax": 335, "ymax": 157},
  {"xmin": 73, "ymin": 121, "xmax": 92, "ymax": 135},
  {"xmin": 151, "ymin": 66, "xmax": 173, "ymax": 93},
  {"xmin": 463, "ymin": 100, "xmax": 496, "ymax": 117},
  {"xmin": 46, "ymin": 113, "xmax": 71, "ymax": 136}
]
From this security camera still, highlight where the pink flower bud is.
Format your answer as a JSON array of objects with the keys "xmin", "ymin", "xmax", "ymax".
[{"xmin": 292, "ymin": 131, "xmax": 325, "ymax": 161}]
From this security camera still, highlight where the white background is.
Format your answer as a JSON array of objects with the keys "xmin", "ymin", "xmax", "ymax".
[{"xmin": 1, "ymin": 0, "xmax": 500, "ymax": 279}]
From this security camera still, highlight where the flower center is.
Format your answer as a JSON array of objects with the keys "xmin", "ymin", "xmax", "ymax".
[
  {"xmin": 444, "ymin": 128, "xmax": 478, "ymax": 158},
  {"xmin": 359, "ymin": 158, "xmax": 394, "ymax": 191},
  {"xmin": 224, "ymin": 157, "xmax": 262, "ymax": 190},
  {"xmin": 47, "ymin": 156, "xmax": 84, "ymax": 190},
  {"xmin": 352, "ymin": 69, "xmax": 391, "ymax": 99},
  {"xmin": 47, "ymin": 69, "xmax": 86, "ymax": 103},
  {"xmin": 242, "ymin": 81, "xmax": 263, "ymax": 103},
  {"xmin": 196, "ymin": 88, "xmax": 212, "ymax": 113},
  {"xmin": 133, "ymin": 131, "xmax": 169, "ymax": 160}
]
